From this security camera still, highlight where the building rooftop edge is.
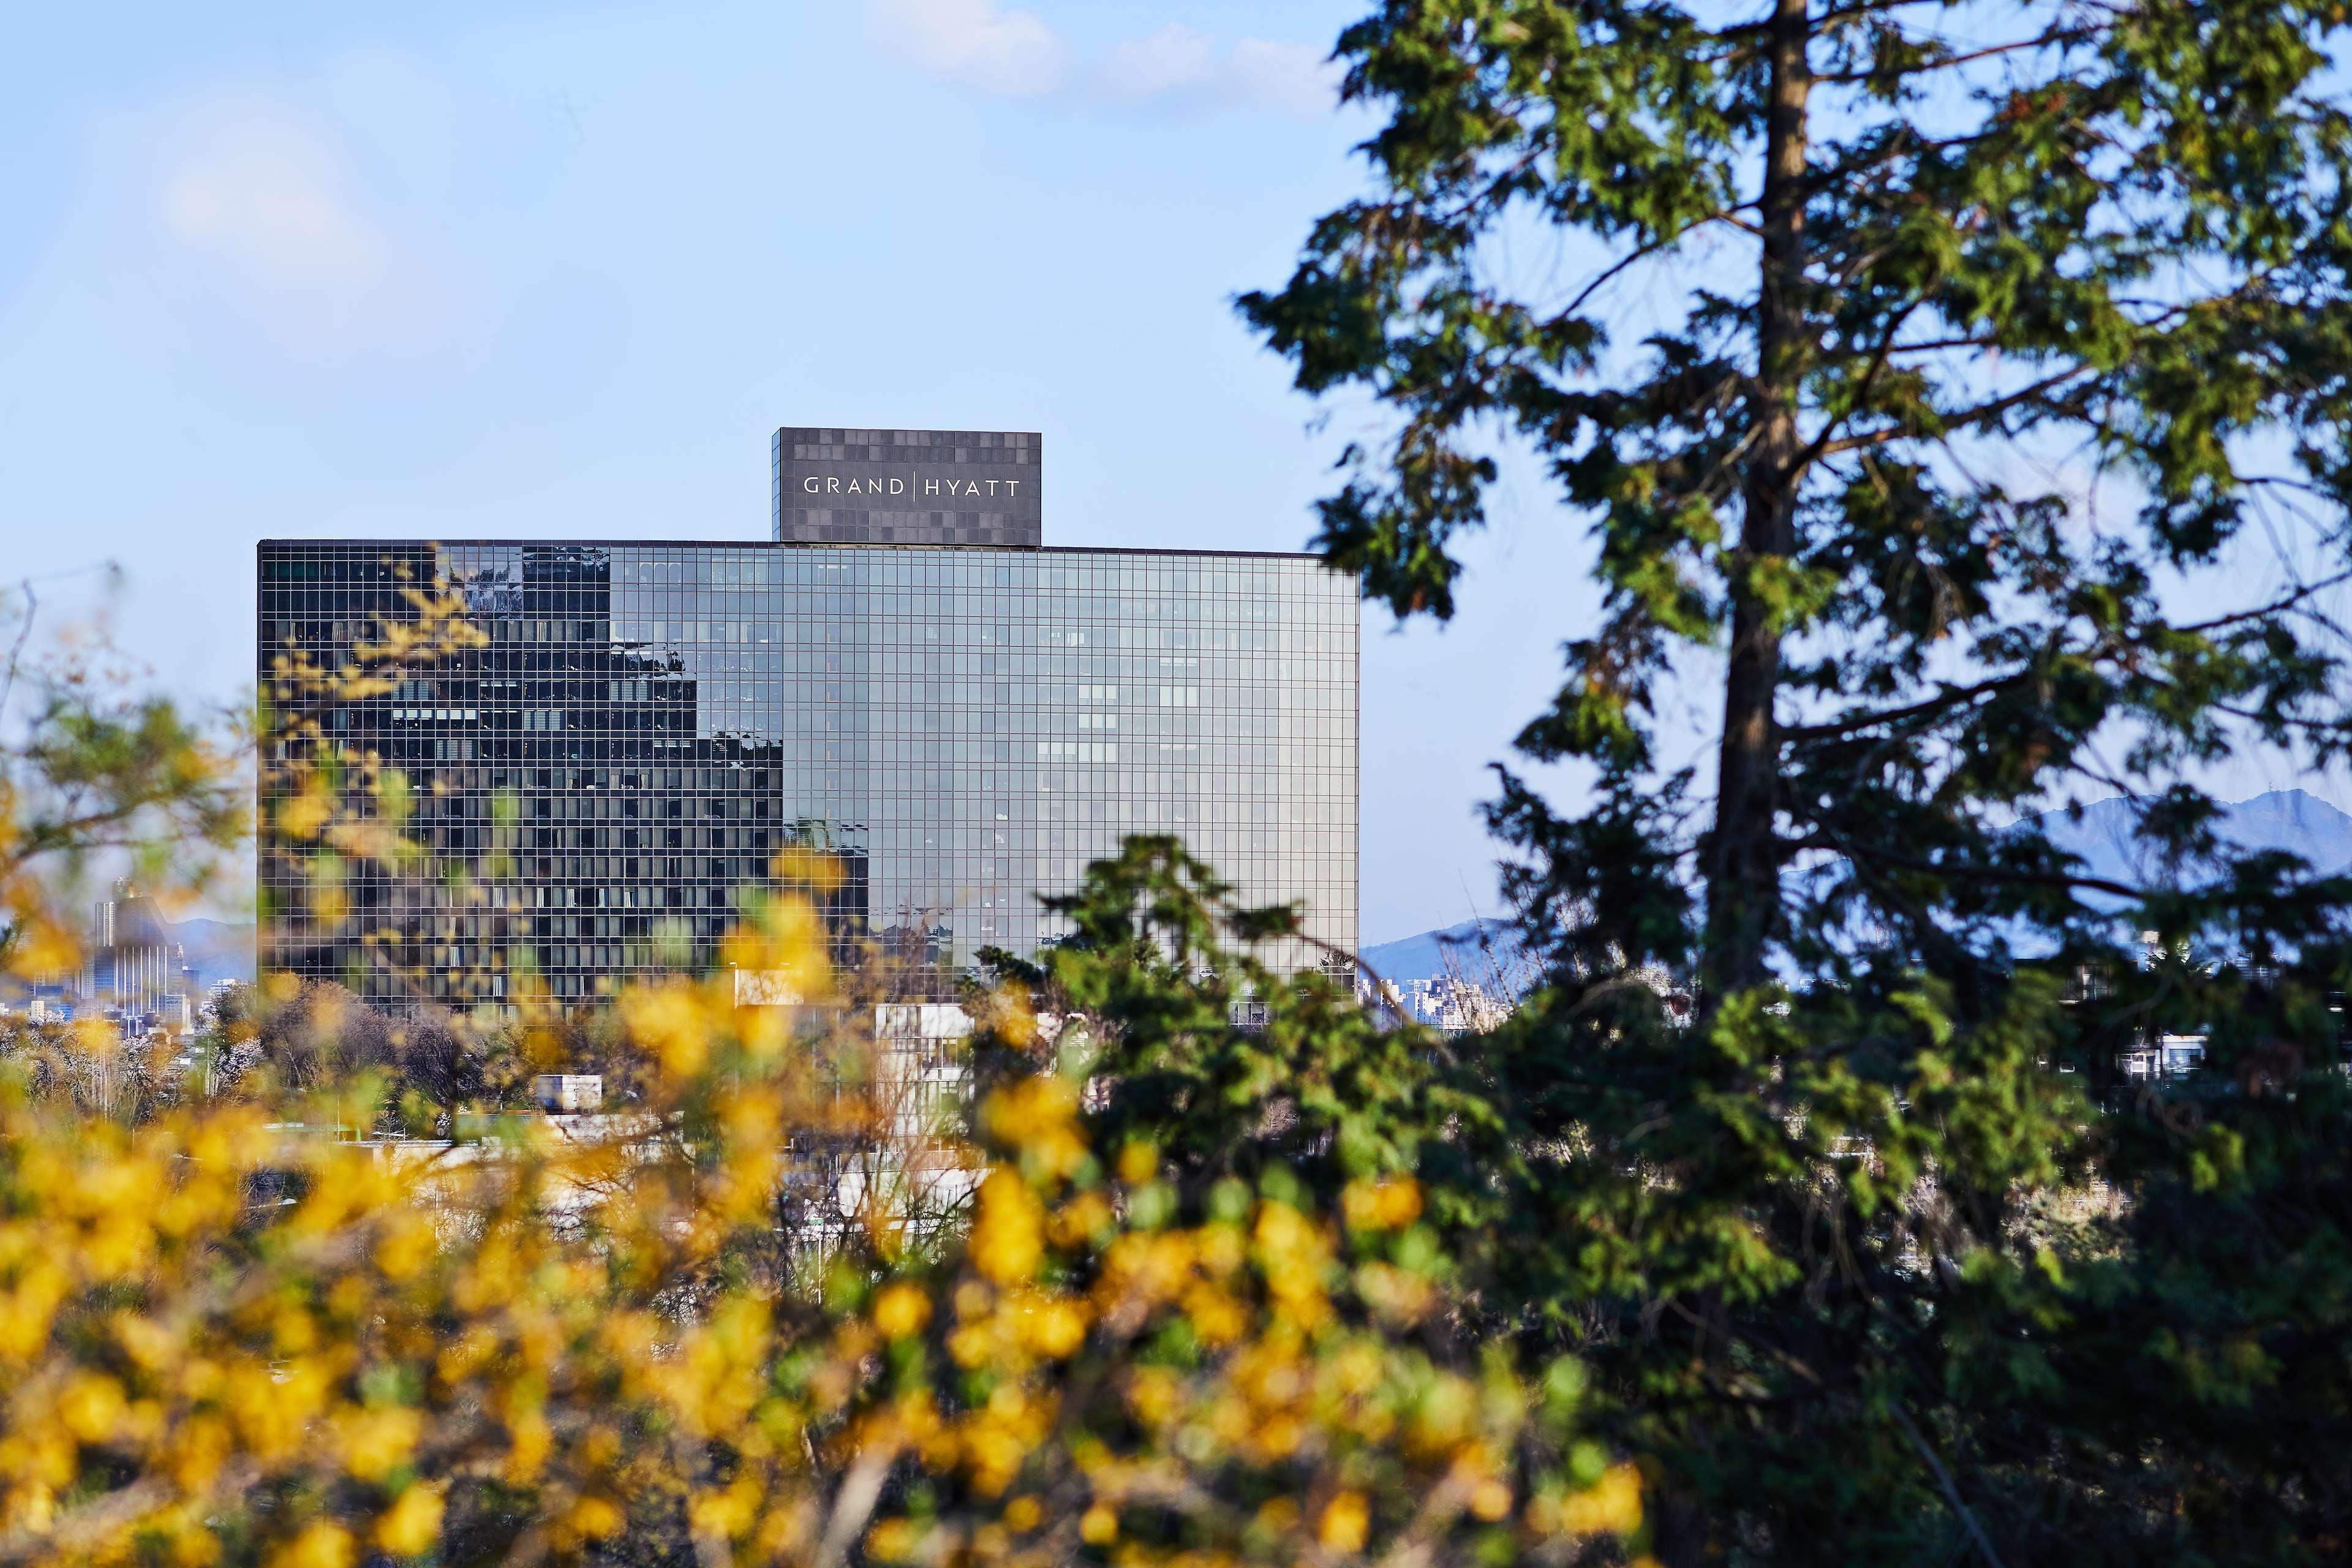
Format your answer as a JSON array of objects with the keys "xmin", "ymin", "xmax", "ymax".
[
  {"xmin": 257, "ymin": 540, "xmax": 1335, "ymax": 564},
  {"xmin": 771, "ymin": 425, "xmax": 1042, "ymax": 439}
]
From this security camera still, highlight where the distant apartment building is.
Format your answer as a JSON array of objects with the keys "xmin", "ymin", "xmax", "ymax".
[
  {"xmin": 79, "ymin": 883, "xmax": 191, "ymax": 1021},
  {"xmin": 1378, "ymin": 974, "xmax": 1515, "ymax": 1034},
  {"xmin": 260, "ymin": 428, "xmax": 1359, "ymax": 1009}
]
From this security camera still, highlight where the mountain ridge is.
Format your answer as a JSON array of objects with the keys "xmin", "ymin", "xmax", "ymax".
[
  {"xmin": 2036, "ymin": 787, "xmax": 2352, "ymax": 890},
  {"xmin": 166, "ymin": 918, "xmax": 256, "ymax": 988},
  {"xmin": 1359, "ymin": 918, "xmax": 1528, "ymax": 990}
]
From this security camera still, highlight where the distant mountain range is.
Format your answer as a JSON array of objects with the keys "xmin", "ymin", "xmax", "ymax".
[
  {"xmin": 2037, "ymin": 788, "xmax": 2352, "ymax": 890},
  {"xmin": 1363, "ymin": 790, "xmax": 2352, "ymax": 986},
  {"xmin": 168, "ymin": 918, "xmax": 255, "ymax": 989},
  {"xmin": 1360, "ymin": 918, "xmax": 1529, "ymax": 990}
]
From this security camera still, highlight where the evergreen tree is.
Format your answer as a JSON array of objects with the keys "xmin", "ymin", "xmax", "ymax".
[{"xmin": 1243, "ymin": 1, "xmax": 2352, "ymax": 1560}]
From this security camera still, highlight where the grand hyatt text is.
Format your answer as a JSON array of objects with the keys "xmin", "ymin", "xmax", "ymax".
[{"xmin": 801, "ymin": 477, "xmax": 1025, "ymax": 499}]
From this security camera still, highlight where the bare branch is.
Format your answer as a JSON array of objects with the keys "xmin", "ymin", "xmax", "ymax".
[{"xmin": 1889, "ymin": 1401, "xmax": 2008, "ymax": 1568}]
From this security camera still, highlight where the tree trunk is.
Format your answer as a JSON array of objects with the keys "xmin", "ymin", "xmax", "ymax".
[{"xmin": 1705, "ymin": 0, "xmax": 1813, "ymax": 1003}]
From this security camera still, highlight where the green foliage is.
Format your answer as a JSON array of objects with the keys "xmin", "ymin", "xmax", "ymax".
[
  {"xmin": 997, "ymin": 837, "xmax": 1504, "ymax": 1212},
  {"xmin": 1243, "ymin": 1, "xmax": 2352, "ymax": 1561}
]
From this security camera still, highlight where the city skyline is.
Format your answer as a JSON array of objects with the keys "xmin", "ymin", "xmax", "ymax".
[
  {"xmin": 0, "ymin": 0, "xmax": 1610, "ymax": 946},
  {"xmin": 10, "ymin": 0, "xmax": 2336, "ymax": 947}
]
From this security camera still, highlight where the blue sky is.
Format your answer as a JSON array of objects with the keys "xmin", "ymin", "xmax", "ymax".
[{"xmin": 1, "ymin": 0, "xmax": 1611, "ymax": 943}]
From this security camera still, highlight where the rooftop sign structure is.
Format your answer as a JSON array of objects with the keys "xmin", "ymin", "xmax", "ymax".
[{"xmin": 772, "ymin": 427, "xmax": 1041, "ymax": 548}]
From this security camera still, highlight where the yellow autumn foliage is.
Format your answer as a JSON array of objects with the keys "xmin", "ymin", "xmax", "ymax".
[{"xmin": 0, "ymin": 938, "xmax": 1648, "ymax": 1566}]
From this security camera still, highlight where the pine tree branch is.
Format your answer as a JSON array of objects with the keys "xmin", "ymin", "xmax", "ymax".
[
  {"xmin": 1800, "ymin": 839, "xmax": 2147, "ymax": 902},
  {"xmin": 1812, "ymin": 26, "xmax": 2089, "ymax": 85},
  {"xmin": 1796, "ymin": 292, "xmax": 1936, "ymax": 467},
  {"xmin": 1702, "ymin": 2, "xmax": 1888, "ymax": 44},
  {"xmin": 1561, "ymin": 209, "xmax": 1762, "ymax": 319},
  {"xmin": 1779, "ymin": 671, "xmax": 2029, "ymax": 742},
  {"xmin": 2176, "ymin": 568, "xmax": 2352, "ymax": 634},
  {"xmin": 1819, "ymin": 366, "xmax": 2097, "ymax": 455},
  {"xmin": 1784, "ymin": 570, "xmax": 2352, "ymax": 747}
]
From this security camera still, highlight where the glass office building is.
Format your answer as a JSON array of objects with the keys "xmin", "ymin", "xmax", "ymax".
[{"xmin": 259, "ymin": 434, "xmax": 1357, "ymax": 1008}]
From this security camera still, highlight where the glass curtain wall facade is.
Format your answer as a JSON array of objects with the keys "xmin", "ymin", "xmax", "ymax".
[{"xmin": 259, "ymin": 540, "xmax": 1357, "ymax": 1008}]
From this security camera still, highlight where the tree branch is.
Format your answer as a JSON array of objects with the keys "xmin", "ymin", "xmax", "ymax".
[
  {"xmin": 1812, "ymin": 26, "xmax": 2087, "ymax": 85},
  {"xmin": 1560, "ymin": 209, "xmax": 1762, "ymax": 320},
  {"xmin": 0, "ymin": 579, "xmax": 34, "ymax": 722},
  {"xmin": 1888, "ymin": 1401, "xmax": 2008, "ymax": 1568},
  {"xmin": 1819, "ymin": 366, "xmax": 2098, "ymax": 456},
  {"xmin": 1799, "ymin": 837, "xmax": 2147, "ymax": 902},
  {"xmin": 1780, "ymin": 670, "xmax": 2030, "ymax": 742}
]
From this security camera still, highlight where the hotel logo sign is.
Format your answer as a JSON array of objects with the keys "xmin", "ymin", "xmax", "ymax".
[
  {"xmin": 800, "ymin": 475, "xmax": 1025, "ymax": 500},
  {"xmin": 773, "ymin": 426, "xmax": 1043, "ymax": 546}
]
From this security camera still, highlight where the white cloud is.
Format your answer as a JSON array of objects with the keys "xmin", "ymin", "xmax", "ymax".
[
  {"xmin": 1217, "ymin": 37, "xmax": 1340, "ymax": 119},
  {"xmin": 867, "ymin": 0, "xmax": 1072, "ymax": 97},
  {"xmin": 154, "ymin": 96, "xmax": 439, "ymax": 355},
  {"xmin": 867, "ymin": 4, "xmax": 1337, "ymax": 119},
  {"xmin": 1095, "ymin": 24, "xmax": 1336, "ymax": 118}
]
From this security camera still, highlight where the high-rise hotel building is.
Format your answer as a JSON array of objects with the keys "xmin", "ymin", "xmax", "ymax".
[{"xmin": 259, "ymin": 429, "xmax": 1358, "ymax": 1008}]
